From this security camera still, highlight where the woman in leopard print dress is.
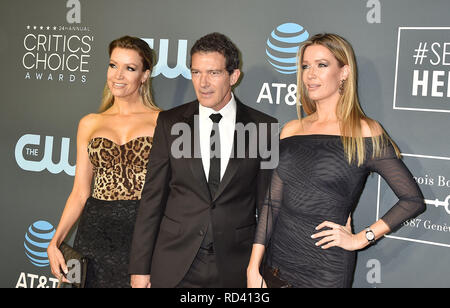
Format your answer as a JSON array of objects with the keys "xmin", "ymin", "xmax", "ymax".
[{"xmin": 47, "ymin": 36, "xmax": 160, "ymax": 288}]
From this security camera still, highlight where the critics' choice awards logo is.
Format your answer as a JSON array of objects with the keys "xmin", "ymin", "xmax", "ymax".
[
  {"xmin": 393, "ymin": 27, "xmax": 450, "ymax": 113},
  {"xmin": 15, "ymin": 134, "xmax": 75, "ymax": 176},
  {"xmin": 24, "ymin": 221, "xmax": 55, "ymax": 267},
  {"xmin": 142, "ymin": 38, "xmax": 191, "ymax": 80},
  {"xmin": 22, "ymin": 0, "xmax": 93, "ymax": 84},
  {"xmin": 377, "ymin": 154, "xmax": 450, "ymax": 248},
  {"xmin": 257, "ymin": 23, "xmax": 309, "ymax": 106}
]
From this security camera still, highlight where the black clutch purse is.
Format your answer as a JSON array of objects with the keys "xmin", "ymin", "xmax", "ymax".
[
  {"xmin": 58, "ymin": 242, "xmax": 88, "ymax": 288},
  {"xmin": 262, "ymin": 264, "xmax": 292, "ymax": 288}
]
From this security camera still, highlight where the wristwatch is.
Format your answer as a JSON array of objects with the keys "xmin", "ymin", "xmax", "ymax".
[{"xmin": 365, "ymin": 227, "xmax": 376, "ymax": 244}]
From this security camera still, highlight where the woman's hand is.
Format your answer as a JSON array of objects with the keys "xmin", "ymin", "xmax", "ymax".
[
  {"xmin": 47, "ymin": 244, "xmax": 70, "ymax": 283},
  {"xmin": 311, "ymin": 217, "xmax": 364, "ymax": 251},
  {"xmin": 247, "ymin": 267, "xmax": 267, "ymax": 288}
]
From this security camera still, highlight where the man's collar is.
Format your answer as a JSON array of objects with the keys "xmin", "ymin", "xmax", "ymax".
[{"xmin": 198, "ymin": 93, "xmax": 237, "ymax": 119}]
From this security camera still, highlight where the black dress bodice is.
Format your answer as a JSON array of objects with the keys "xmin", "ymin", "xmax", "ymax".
[{"xmin": 255, "ymin": 135, "xmax": 425, "ymax": 288}]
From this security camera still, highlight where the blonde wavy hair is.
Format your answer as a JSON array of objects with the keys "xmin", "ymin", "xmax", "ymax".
[
  {"xmin": 296, "ymin": 33, "xmax": 400, "ymax": 166},
  {"xmin": 99, "ymin": 36, "xmax": 160, "ymax": 112}
]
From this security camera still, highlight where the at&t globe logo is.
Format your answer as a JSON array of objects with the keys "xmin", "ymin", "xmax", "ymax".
[
  {"xmin": 24, "ymin": 221, "xmax": 55, "ymax": 267},
  {"xmin": 265, "ymin": 23, "xmax": 309, "ymax": 74},
  {"xmin": 257, "ymin": 23, "xmax": 309, "ymax": 106}
]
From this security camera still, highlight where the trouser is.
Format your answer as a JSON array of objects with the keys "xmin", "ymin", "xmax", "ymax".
[{"xmin": 176, "ymin": 247, "xmax": 221, "ymax": 288}]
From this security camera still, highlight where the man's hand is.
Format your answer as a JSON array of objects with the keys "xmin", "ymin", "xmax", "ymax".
[{"xmin": 131, "ymin": 274, "xmax": 151, "ymax": 288}]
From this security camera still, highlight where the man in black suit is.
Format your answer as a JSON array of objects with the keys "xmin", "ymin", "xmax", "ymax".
[{"xmin": 129, "ymin": 32, "xmax": 278, "ymax": 288}]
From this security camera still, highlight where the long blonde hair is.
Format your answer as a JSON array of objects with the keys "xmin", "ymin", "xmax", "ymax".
[
  {"xmin": 99, "ymin": 36, "xmax": 160, "ymax": 112},
  {"xmin": 296, "ymin": 33, "xmax": 400, "ymax": 166}
]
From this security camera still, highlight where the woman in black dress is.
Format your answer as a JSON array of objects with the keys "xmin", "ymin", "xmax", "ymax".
[
  {"xmin": 47, "ymin": 36, "xmax": 160, "ymax": 287},
  {"xmin": 247, "ymin": 33, "xmax": 426, "ymax": 288}
]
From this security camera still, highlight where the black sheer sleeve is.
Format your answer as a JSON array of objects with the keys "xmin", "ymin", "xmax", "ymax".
[
  {"xmin": 254, "ymin": 169, "xmax": 284, "ymax": 246},
  {"xmin": 366, "ymin": 142, "xmax": 426, "ymax": 231}
]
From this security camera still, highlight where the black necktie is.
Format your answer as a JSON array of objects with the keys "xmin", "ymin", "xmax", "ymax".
[
  {"xmin": 208, "ymin": 113, "xmax": 223, "ymax": 198},
  {"xmin": 200, "ymin": 113, "xmax": 223, "ymax": 252}
]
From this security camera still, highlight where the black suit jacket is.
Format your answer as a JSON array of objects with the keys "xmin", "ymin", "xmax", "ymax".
[{"xmin": 129, "ymin": 98, "xmax": 278, "ymax": 287}]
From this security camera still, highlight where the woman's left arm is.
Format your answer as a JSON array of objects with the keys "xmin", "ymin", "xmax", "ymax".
[{"xmin": 312, "ymin": 143, "xmax": 426, "ymax": 251}]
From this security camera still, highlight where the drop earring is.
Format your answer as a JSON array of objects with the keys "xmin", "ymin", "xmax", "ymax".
[{"xmin": 339, "ymin": 79, "xmax": 346, "ymax": 95}]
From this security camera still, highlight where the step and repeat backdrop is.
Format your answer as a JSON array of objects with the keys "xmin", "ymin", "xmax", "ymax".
[{"xmin": 1, "ymin": 0, "xmax": 449, "ymax": 288}]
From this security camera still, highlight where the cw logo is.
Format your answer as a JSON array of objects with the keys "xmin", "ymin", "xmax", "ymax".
[
  {"xmin": 142, "ymin": 38, "xmax": 191, "ymax": 80},
  {"xmin": 15, "ymin": 134, "xmax": 75, "ymax": 176}
]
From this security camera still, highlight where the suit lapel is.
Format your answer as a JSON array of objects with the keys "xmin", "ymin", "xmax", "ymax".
[{"xmin": 184, "ymin": 102, "xmax": 212, "ymax": 201}]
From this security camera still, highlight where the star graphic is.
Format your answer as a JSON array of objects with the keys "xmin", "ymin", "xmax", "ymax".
[
  {"xmin": 53, "ymin": 26, "xmax": 57, "ymax": 30},
  {"xmin": 33, "ymin": 26, "xmax": 37, "ymax": 30},
  {"xmin": 40, "ymin": 26, "xmax": 43, "ymax": 30},
  {"xmin": 26, "ymin": 25, "xmax": 30, "ymax": 30},
  {"xmin": 46, "ymin": 26, "xmax": 50, "ymax": 30}
]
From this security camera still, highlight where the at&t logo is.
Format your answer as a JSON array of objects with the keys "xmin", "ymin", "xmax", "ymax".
[
  {"xmin": 24, "ymin": 221, "xmax": 55, "ymax": 267},
  {"xmin": 257, "ymin": 23, "xmax": 309, "ymax": 106},
  {"xmin": 265, "ymin": 23, "xmax": 309, "ymax": 75},
  {"xmin": 15, "ymin": 134, "xmax": 75, "ymax": 176},
  {"xmin": 142, "ymin": 38, "xmax": 191, "ymax": 79},
  {"xmin": 17, "ymin": 220, "xmax": 59, "ymax": 288}
]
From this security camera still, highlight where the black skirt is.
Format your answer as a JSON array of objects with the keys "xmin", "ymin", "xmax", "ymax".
[{"xmin": 73, "ymin": 197, "xmax": 140, "ymax": 288}]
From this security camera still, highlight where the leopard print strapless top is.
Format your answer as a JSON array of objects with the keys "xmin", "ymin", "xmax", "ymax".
[{"xmin": 87, "ymin": 136, "xmax": 152, "ymax": 201}]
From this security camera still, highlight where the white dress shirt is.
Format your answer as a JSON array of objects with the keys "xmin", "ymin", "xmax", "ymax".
[{"xmin": 198, "ymin": 93, "xmax": 237, "ymax": 181}]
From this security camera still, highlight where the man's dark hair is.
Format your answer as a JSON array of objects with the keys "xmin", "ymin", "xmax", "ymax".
[{"xmin": 190, "ymin": 32, "xmax": 240, "ymax": 74}]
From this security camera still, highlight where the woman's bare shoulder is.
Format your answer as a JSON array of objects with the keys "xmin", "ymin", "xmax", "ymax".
[
  {"xmin": 361, "ymin": 118, "xmax": 384, "ymax": 138},
  {"xmin": 146, "ymin": 108, "xmax": 161, "ymax": 124},
  {"xmin": 280, "ymin": 119, "xmax": 302, "ymax": 139},
  {"xmin": 77, "ymin": 113, "xmax": 103, "ymax": 138}
]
